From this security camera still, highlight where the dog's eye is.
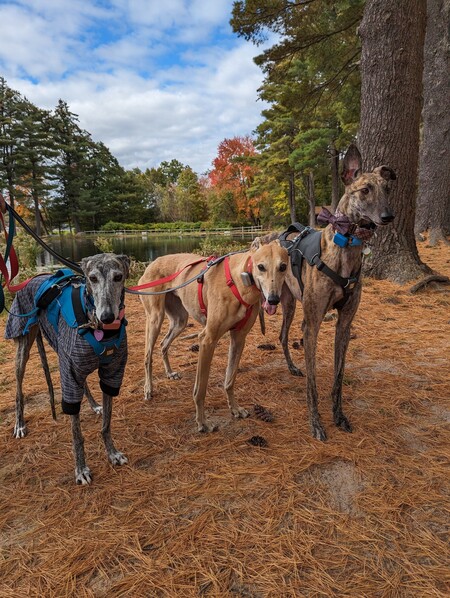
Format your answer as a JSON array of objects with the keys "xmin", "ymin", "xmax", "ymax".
[
  {"xmin": 113, "ymin": 274, "xmax": 123, "ymax": 282},
  {"xmin": 361, "ymin": 187, "xmax": 370, "ymax": 195},
  {"xmin": 279, "ymin": 263, "xmax": 287, "ymax": 272},
  {"xmin": 89, "ymin": 275, "xmax": 98, "ymax": 284},
  {"xmin": 257, "ymin": 264, "xmax": 266, "ymax": 272}
]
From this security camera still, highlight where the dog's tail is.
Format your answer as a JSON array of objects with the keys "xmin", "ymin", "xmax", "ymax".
[{"xmin": 36, "ymin": 330, "xmax": 57, "ymax": 421}]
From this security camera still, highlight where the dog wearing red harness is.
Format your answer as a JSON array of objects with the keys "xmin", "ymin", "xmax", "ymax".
[{"xmin": 138, "ymin": 238, "xmax": 289, "ymax": 432}]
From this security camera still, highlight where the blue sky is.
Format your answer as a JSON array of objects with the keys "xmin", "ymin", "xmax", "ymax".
[{"xmin": 0, "ymin": 0, "xmax": 268, "ymax": 174}]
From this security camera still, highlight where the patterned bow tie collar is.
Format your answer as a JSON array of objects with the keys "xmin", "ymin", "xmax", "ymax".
[{"xmin": 317, "ymin": 208, "xmax": 375, "ymax": 242}]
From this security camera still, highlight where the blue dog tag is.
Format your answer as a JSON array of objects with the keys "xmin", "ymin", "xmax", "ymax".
[{"xmin": 333, "ymin": 232, "xmax": 349, "ymax": 248}]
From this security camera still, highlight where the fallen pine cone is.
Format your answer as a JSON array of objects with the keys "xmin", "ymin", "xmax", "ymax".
[
  {"xmin": 247, "ymin": 435, "xmax": 268, "ymax": 448},
  {"xmin": 257, "ymin": 343, "xmax": 276, "ymax": 351},
  {"xmin": 189, "ymin": 344, "xmax": 199, "ymax": 352},
  {"xmin": 253, "ymin": 404, "xmax": 274, "ymax": 423},
  {"xmin": 292, "ymin": 340, "xmax": 303, "ymax": 349}
]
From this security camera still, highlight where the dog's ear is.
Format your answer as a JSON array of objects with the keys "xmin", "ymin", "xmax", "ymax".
[
  {"xmin": 80, "ymin": 257, "xmax": 92, "ymax": 275},
  {"xmin": 341, "ymin": 144, "xmax": 362, "ymax": 186},
  {"xmin": 251, "ymin": 237, "xmax": 261, "ymax": 251},
  {"xmin": 373, "ymin": 165, "xmax": 397, "ymax": 181},
  {"xmin": 117, "ymin": 255, "xmax": 130, "ymax": 278}
]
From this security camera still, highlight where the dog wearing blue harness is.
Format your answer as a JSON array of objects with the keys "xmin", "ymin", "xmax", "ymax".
[{"xmin": 5, "ymin": 253, "xmax": 130, "ymax": 485}]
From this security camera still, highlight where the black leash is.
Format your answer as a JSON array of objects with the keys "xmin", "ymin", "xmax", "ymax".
[{"xmin": 5, "ymin": 203, "xmax": 83, "ymax": 274}]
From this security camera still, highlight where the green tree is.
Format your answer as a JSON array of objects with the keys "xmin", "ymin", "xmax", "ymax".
[
  {"xmin": 0, "ymin": 78, "xmax": 29, "ymax": 209},
  {"xmin": 51, "ymin": 100, "xmax": 92, "ymax": 233},
  {"xmin": 15, "ymin": 103, "xmax": 58, "ymax": 235},
  {"xmin": 231, "ymin": 0, "xmax": 363, "ymax": 221}
]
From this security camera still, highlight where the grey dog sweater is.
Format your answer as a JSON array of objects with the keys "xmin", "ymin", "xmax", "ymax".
[{"xmin": 5, "ymin": 275, "xmax": 128, "ymax": 414}]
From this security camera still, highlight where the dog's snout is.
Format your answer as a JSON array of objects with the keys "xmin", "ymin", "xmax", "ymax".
[
  {"xmin": 380, "ymin": 211, "xmax": 395, "ymax": 224},
  {"xmin": 268, "ymin": 294, "xmax": 280, "ymax": 305},
  {"xmin": 100, "ymin": 311, "xmax": 115, "ymax": 324}
]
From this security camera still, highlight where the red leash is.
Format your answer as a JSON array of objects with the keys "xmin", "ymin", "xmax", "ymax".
[
  {"xmin": 128, "ymin": 256, "xmax": 214, "ymax": 291},
  {"xmin": 0, "ymin": 210, "xmax": 35, "ymax": 293}
]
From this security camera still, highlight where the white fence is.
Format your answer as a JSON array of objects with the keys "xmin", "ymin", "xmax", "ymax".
[{"xmin": 81, "ymin": 225, "xmax": 264, "ymax": 236}]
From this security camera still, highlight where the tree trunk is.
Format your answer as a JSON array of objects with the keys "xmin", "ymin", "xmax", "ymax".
[
  {"xmin": 330, "ymin": 143, "xmax": 340, "ymax": 212},
  {"xmin": 288, "ymin": 171, "xmax": 296, "ymax": 223},
  {"xmin": 415, "ymin": 0, "xmax": 450, "ymax": 245},
  {"xmin": 305, "ymin": 171, "xmax": 316, "ymax": 228},
  {"xmin": 358, "ymin": 0, "xmax": 429, "ymax": 283}
]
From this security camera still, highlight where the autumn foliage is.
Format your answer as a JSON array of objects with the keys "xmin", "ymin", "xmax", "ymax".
[{"xmin": 208, "ymin": 136, "xmax": 262, "ymax": 224}]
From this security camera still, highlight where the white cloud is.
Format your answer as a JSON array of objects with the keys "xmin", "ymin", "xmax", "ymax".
[{"xmin": 1, "ymin": 1, "xmax": 267, "ymax": 174}]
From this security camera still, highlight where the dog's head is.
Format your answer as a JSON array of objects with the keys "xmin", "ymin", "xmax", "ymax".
[
  {"xmin": 340, "ymin": 144, "xmax": 396, "ymax": 227},
  {"xmin": 80, "ymin": 253, "xmax": 130, "ymax": 324},
  {"xmin": 250, "ymin": 238, "xmax": 289, "ymax": 315}
]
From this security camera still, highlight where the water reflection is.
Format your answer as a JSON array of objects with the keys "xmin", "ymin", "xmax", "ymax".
[{"xmin": 39, "ymin": 234, "xmax": 204, "ymax": 266}]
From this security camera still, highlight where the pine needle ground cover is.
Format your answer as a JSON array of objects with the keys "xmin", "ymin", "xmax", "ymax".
[{"xmin": 0, "ymin": 243, "xmax": 448, "ymax": 597}]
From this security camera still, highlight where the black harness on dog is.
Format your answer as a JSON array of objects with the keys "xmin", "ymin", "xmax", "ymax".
[{"xmin": 279, "ymin": 223, "xmax": 361, "ymax": 309}]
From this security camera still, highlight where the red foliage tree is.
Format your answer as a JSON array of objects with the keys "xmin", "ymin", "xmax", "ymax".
[{"xmin": 209, "ymin": 136, "xmax": 261, "ymax": 224}]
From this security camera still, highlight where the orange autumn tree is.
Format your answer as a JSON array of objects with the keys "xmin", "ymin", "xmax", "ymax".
[{"xmin": 208, "ymin": 136, "xmax": 262, "ymax": 225}]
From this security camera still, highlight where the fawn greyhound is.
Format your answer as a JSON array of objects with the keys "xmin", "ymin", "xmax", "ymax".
[
  {"xmin": 5, "ymin": 253, "xmax": 130, "ymax": 484},
  {"xmin": 139, "ymin": 238, "xmax": 289, "ymax": 432},
  {"xmin": 274, "ymin": 145, "xmax": 396, "ymax": 440}
]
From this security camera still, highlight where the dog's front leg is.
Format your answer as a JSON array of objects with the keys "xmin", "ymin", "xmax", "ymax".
[
  {"xmin": 280, "ymin": 287, "xmax": 303, "ymax": 377},
  {"xmin": 193, "ymin": 330, "xmax": 218, "ymax": 433},
  {"xmin": 331, "ymin": 294, "xmax": 360, "ymax": 433},
  {"xmin": 302, "ymin": 300, "xmax": 327, "ymax": 441},
  {"xmin": 224, "ymin": 328, "xmax": 252, "ymax": 420},
  {"xmin": 101, "ymin": 393, "xmax": 128, "ymax": 466},
  {"xmin": 70, "ymin": 413, "xmax": 92, "ymax": 484}
]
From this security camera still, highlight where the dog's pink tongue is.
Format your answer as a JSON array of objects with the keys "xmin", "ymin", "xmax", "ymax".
[{"xmin": 263, "ymin": 300, "xmax": 277, "ymax": 316}]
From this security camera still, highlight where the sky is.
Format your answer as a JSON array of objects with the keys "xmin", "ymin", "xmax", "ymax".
[{"xmin": 0, "ymin": 0, "xmax": 269, "ymax": 175}]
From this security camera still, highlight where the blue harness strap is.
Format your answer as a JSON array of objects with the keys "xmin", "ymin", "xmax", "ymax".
[
  {"xmin": 22, "ymin": 269, "xmax": 126, "ymax": 364},
  {"xmin": 22, "ymin": 269, "xmax": 79, "ymax": 334}
]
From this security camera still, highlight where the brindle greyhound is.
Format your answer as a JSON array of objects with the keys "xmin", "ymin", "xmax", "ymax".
[
  {"xmin": 5, "ymin": 253, "xmax": 130, "ymax": 484},
  {"xmin": 275, "ymin": 145, "xmax": 396, "ymax": 440},
  {"xmin": 139, "ymin": 238, "xmax": 289, "ymax": 433}
]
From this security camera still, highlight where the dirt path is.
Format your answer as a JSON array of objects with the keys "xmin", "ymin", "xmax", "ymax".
[{"xmin": 0, "ymin": 243, "xmax": 449, "ymax": 597}]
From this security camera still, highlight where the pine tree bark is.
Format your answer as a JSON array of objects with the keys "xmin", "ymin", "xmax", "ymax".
[
  {"xmin": 358, "ymin": 0, "xmax": 430, "ymax": 282},
  {"xmin": 288, "ymin": 171, "xmax": 296, "ymax": 223},
  {"xmin": 415, "ymin": 0, "xmax": 450, "ymax": 245},
  {"xmin": 305, "ymin": 171, "xmax": 316, "ymax": 227},
  {"xmin": 330, "ymin": 143, "xmax": 340, "ymax": 212}
]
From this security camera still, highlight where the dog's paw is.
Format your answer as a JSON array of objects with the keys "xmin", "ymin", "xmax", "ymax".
[
  {"xmin": 289, "ymin": 366, "xmax": 304, "ymax": 377},
  {"xmin": 13, "ymin": 424, "xmax": 27, "ymax": 439},
  {"xmin": 335, "ymin": 414, "xmax": 353, "ymax": 433},
  {"xmin": 197, "ymin": 423, "xmax": 219, "ymax": 433},
  {"xmin": 109, "ymin": 451, "xmax": 128, "ymax": 466},
  {"xmin": 167, "ymin": 371, "xmax": 181, "ymax": 381},
  {"xmin": 75, "ymin": 466, "xmax": 92, "ymax": 485},
  {"xmin": 311, "ymin": 422, "xmax": 327, "ymax": 442},
  {"xmin": 231, "ymin": 407, "xmax": 250, "ymax": 419}
]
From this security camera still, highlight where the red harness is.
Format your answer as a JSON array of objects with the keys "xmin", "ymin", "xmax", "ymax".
[
  {"xmin": 198, "ymin": 255, "xmax": 255, "ymax": 331},
  {"xmin": 128, "ymin": 254, "xmax": 257, "ymax": 332}
]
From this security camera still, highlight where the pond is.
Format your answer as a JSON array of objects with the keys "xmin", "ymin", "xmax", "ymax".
[{"xmin": 38, "ymin": 234, "xmax": 205, "ymax": 267}]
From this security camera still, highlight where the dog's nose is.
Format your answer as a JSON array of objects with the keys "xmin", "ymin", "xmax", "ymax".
[
  {"xmin": 100, "ymin": 311, "xmax": 115, "ymax": 324},
  {"xmin": 268, "ymin": 294, "xmax": 280, "ymax": 305},
  {"xmin": 381, "ymin": 211, "xmax": 395, "ymax": 223}
]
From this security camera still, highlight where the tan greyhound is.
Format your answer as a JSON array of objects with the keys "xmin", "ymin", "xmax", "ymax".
[{"xmin": 139, "ymin": 238, "xmax": 289, "ymax": 432}]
